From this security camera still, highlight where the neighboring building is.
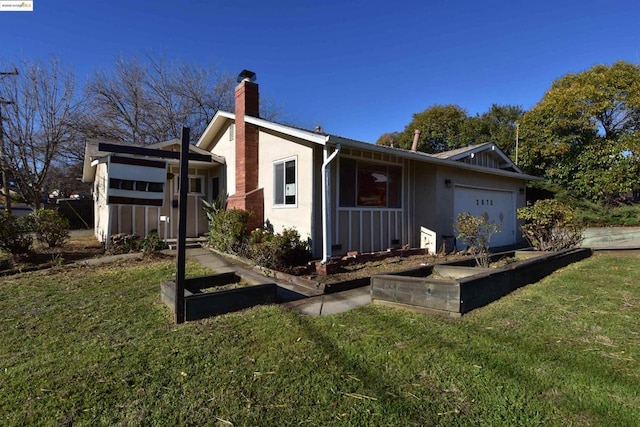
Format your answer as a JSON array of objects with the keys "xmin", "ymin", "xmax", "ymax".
[
  {"xmin": 82, "ymin": 138, "xmax": 223, "ymax": 244},
  {"xmin": 196, "ymin": 71, "xmax": 539, "ymax": 261}
]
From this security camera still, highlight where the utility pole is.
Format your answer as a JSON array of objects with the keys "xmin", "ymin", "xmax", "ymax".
[
  {"xmin": 514, "ymin": 122, "xmax": 520, "ymax": 166},
  {"xmin": 0, "ymin": 68, "xmax": 18, "ymax": 214}
]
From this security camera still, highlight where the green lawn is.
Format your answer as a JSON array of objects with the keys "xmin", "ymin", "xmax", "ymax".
[{"xmin": 1, "ymin": 253, "xmax": 639, "ymax": 426}]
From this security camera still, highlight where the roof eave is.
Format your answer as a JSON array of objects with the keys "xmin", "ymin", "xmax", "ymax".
[
  {"xmin": 244, "ymin": 115, "xmax": 328, "ymax": 145},
  {"xmin": 196, "ymin": 111, "xmax": 235, "ymax": 150},
  {"xmin": 324, "ymin": 136, "xmax": 539, "ymax": 181}
]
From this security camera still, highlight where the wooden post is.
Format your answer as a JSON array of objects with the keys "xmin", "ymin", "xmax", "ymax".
[{"xmin": 175, "ymin": 127, "xmax": 190, "ymax": 324}]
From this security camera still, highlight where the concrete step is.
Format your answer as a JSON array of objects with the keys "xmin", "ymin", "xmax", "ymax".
[{"xmin": 166, "ymin": 237, "xmax": 207, "ymax": 250}]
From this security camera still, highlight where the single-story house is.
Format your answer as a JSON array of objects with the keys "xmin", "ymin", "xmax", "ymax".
[
  {"xmin": 195, "ymin": 71, "xmax": 539, "ymax": 262},
  {"xmin": 82, "ymin": 138, "xmax": 224, "ymax": 244}
]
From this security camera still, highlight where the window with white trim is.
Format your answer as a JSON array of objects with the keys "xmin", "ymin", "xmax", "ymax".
[
  {"xmin": 339, "ymin": 158, "xmax": 401, "ymax": 208},
  {"xmin": 273, "ymin": 157, "xmax": 296, "ymax": 206},
  {"xmin": 174, "ymin": 175, "xmax": 204, "ymax": 195}
]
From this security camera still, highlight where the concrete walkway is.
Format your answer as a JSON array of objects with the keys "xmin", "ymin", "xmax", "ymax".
[
  {"xmin": 185, "ymin": 247, "xmax": 372, "ymax": 316},
  {"xmin": 280, "ymin": 287, "xmax": 372, "ymax": 315}
]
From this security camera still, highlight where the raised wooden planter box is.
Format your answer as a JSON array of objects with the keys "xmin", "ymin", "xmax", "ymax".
[
  {"xmin": 161, "ymin": 272, "xmax": 306, "ymax": 321},
  {"xmin": 371, "ymin": 248, "xmax": 592, "ymax": 317}
]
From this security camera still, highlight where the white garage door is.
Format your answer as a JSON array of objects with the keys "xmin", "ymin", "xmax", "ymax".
[{"xmin": 453, "ymin": 186, "xmax": 515, "ymax": 249}]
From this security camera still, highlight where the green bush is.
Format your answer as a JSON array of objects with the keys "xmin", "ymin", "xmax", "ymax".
[
  {"xmin": 517, "ymin": 199, "xmax": 583, "ymax": 251},
  {"xmin": 141, "ymin": 230, "xmax": 166, "ymax": 255},
  {"xmin": 454, "ymin": 212, "xmax": 501, "ymax": 267},
  {"xmin": 248, "ymin": 227, "xmax": 312, "ymax": 272},
  {"xmin": 207, "ymin": 208, "xmax": 311, "ymax": 271},
  {"xmin": 0, "ymin": 211, "xmax": 34, "ymax": 258},
  {"xmin": 208, "ymin": 208, "xmax": 251, "ymax": 255},
  {"xmin": 31, "ymin": 209, "xmax": 70, "ymax": 248}
]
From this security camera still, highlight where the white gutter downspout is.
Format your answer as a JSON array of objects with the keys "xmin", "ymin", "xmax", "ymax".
[{"xmin": 321, "ymin": 142, "xmax": 341, "ymax": 264}]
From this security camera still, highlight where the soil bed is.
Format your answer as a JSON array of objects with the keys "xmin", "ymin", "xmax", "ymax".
[
  {"xmin": 314, "ymin": 252, "xmax": 467, "ymax": 285},
  {"xmin": 0, "ymin": 233, "xmax": 104, "ymax": 276}
]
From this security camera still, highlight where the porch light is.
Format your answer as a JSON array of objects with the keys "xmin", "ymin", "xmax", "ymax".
[{"xmin": 445, "ymin": 179, "xmax": 452, "ymax": 188}]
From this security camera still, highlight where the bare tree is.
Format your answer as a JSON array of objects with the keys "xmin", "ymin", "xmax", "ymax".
[
  {"xmin": 0, "ymin": 57, "xmax": 78, "ymax": 209},
  {"xmin": 82, "ymin": 54, "xmax": 238, "ymax": 145}
]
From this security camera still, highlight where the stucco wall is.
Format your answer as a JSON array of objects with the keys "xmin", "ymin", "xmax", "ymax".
[
  {"xmin": 258, "ymin": 130, "xmax": 314, "ymax": 241},
  {"xmin": 210, "ymin": 125, "xmax": 236, "ymax": 197}
]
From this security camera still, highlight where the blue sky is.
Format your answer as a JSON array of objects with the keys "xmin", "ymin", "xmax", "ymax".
[{"xmin": 1, "ymin": 0, "xmax": 639, "ymax": 143}]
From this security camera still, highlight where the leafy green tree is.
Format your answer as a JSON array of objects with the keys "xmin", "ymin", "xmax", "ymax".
[
  {"xmin": 396, "ymin": 105, "xmax": 470, "ymax": 153},
  {"xmin": 377, "ymin": 104, "xmax": 523, "ymax": 155},
  {"xmin": 375, "ymin": 131, "xmax": 401, "ymax": 147},
  {"xmin": 519, "ymin": 61, "xmax": 640, "ymax": 203},
  {"xmin": 470, "ymin": 104, "xmax": 524, "ymax": 155}
]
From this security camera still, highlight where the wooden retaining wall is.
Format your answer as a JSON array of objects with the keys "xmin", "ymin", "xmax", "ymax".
[{"xmin": 371, "ymin": 248, "xmax": 592, "ymax": 317}]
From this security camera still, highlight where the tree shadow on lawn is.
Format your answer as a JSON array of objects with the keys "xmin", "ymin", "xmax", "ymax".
[
  {"xmin": 292, "ymin": 311, "xmax": 439, "ymax": 424},
  {"xmin": 383, "ymin": 306, "xmax": 638, "ymax": 425},
  {"xmin": 292, "ymin": 304, "xmax": 638, "ymax": 425}
]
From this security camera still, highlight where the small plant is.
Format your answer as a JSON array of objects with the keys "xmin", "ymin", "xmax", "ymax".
[
  {"xmin": 31, "ymin": 209, "xmax": 70, "ymax": 248},
  {"xmin": 454, "ymin": 212, "xmax": 501, "ymax": 267},
  {"xmin": 140, "ymin": 230, "xmax": 166, "ymax": 255},
  {"xmin": 108, "ymin": 233, "xmax": 141, "ymax": 254},
  {"xmin": 517, "ymin": 199, "xmax": 583, "ymax": 251},
  {"xmin": 0, "ymin": 211, "xmax": 34, "ymax": 258},
  {"xmin": 202, "ymin": 194, "xmax": 227, "ymax": 224},
  {"xmin": 51, "ymin": 253, "xmax": 65, "ymax": 267}
]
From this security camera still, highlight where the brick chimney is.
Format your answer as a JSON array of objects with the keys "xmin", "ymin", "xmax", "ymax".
[{"xmin": 226, "ymin": 70, "xmax": 264, "ymax": 230}]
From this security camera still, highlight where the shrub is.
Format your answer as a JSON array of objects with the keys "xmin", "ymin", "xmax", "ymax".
[
  {"xmin": 208, "ymin": 208, "xmax": 251, "ymax": 255},
  {"xmin": 31, "ymin": 209, "xmax": 70, "ymax": 248},
  {"xmin": 140, "ymin": 230, "xmax": 166, "ymax": 255},
  {"xmin": 517, "ymin": 199, "xmax": 583, "ymax": 251},
  {"xmin": 202, "ymin": 194, "xmax": 227, "ymax": 224},
  {"xmin": 0, "ymin": 211, "xmax": 34, "ymax": 258},
  {"xmin": 108, "ymin": 233, "xmax": 141, "ymax": 254},
  {"xmin": 248, "ymin": 227, "xmax": 312, "ymax": 272},
  {"xmin": 454, "ymin": 212, "xmax": 501, "ymax": 267}
]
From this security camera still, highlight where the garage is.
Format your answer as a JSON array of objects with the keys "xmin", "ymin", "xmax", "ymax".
[{"xmin": 453, "ymin": 186, "xmax": 516, "ymax": 249}]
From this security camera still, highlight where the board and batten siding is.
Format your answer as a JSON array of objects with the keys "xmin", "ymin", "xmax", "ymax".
[{"xmin": 332, "ymin": 152, "xmax": 407, "ymax": 256}]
